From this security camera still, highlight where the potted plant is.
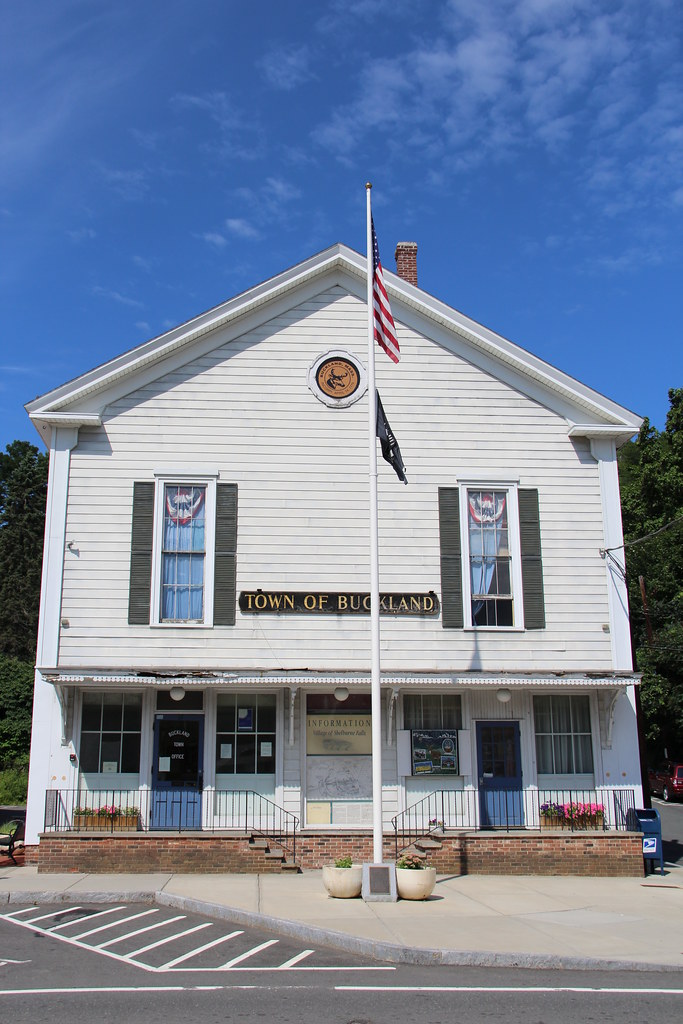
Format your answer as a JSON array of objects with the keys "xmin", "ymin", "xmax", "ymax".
[
  {"xmin": 73, "ymin": 806, "xmax": 94, "ymax": 830},
  {"xmin": 539, "ymin": 801, "xmax": 566, "ymax": 828},
  {"xmin": 395, "ymin": 852, "xmax": 437, "ymax": 900},
  {"xmin": 322, "ymin": 855, "xmax": 363, "ymax": 899},
  {"xmin": 96, "ymin": 805, "xmax": 140, "ymax": 830}
]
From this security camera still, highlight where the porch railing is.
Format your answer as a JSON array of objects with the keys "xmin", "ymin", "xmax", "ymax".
[
  {"xmin": 43, "ymin": 788, "xmax": 300, "ymax": 862},
  {"xmin": 392, "ymin": 787, "xmax": 637, "ymax": 857}
]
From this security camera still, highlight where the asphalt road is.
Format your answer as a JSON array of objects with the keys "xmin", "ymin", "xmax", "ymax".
[
  {"xmin": 654, "ymin": 796, "xmax": 683, "ymax": 864},
  {"xmin": 0, "ymin": 903, "xmax": 682, "ymax": 1024}
]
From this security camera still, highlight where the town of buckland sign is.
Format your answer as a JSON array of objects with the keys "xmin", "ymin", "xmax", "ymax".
[{"xmin": 239, "ymin": 590, "xmax": 439, "ymax": 616}]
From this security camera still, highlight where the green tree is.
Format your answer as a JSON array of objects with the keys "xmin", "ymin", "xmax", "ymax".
[
  {"xmin": 0, "ymin": 654, "xmax": 33, "ymax": 771},
  {"xmin": 0, "ymin": 440, "xmax": 48, "ymax": 661},
  {"xmin": 618, "ymin": 388, "xmax": 683, "ymax": 759}
]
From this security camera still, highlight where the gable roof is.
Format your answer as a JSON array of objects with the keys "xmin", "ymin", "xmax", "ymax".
[{"xmin": 26, "ymin": 243, "xmax": 642, "ymax": 447}]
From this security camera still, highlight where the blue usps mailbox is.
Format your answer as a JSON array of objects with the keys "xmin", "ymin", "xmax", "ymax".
[{"xmin": 627, "ymin": 808, "xmax": 664, "ymax": 875}]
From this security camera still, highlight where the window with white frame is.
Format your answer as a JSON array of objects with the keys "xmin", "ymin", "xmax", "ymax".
[
  {"xmin": 464, "ymin": 487, "xmax": 523, "ymax": 628},
  {"xmin": 150, "ymin": 477, "xmax": 217, "ymax": 626},
  {"xmin": 128, "ymin": 476, "xmax": 237, "ymax": 628},
  {"xmin": 79, "ymin": 693, "xmax": 142, "ymax": 774},
  {"xmin": 467, "ymin": 489, "xmax": 512, "ymax": 626},
  {"xmin": 533, "ymin": 694, "xmax": 594, "ymax": 774},
  {"xmin": 403, "ymin": 693, "xmax": 462, "ymax": 730},
  {"xmin": 215, "ymin": 693, "xmax": 276, "ymax": 775},
  {"xmin": 438, "ymin": 483, "xmax": 544, "ymax": 631},
  {"xmin": 160, "ymin": 484, "xmax": 207, "ymax": 622}
]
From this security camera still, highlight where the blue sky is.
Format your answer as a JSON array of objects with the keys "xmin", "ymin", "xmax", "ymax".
[{"xmin": 2, "ymin": 0, "xmax": 681, "ymax": 451}]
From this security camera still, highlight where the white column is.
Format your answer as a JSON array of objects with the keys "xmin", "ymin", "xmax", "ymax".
[
  {"xmin": 25, "ymin": 427, "xmax": 78, "ymax": 846},
  {"xmin": 590, "ymin": 437, "xmax": 633, "ymax": 671}
]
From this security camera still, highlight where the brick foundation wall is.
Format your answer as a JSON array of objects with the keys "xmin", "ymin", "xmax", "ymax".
[{"xmin": 36, "ymin": 830, "xmax": 644, "ymax": 877}]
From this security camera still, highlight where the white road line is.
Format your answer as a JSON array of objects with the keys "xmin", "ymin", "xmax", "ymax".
[
  {"xmin": 96, "ymin": 915, "xmax": 188, "ymax": 949},
  {"xmin": 3, "ymin": 908, "xmax": 48, "ymax": 917},
  {"xmin": 167, "ymin": 966, "xmax": 395, "ymax": 974},
  {"xmin": 219, "ymin": 939, "xmax": 279, "ymax": 969},
  {"xmin": 50, "ymin": 907, "xmax": 123, "ymax": 931},
  {"xmin": 0, "ymin": 986, "xmax": 203, "ymax": 995},
  {"xmin": 12, "ymin": 907, "xmax": 83, "ymax": 925},
  {"xmin": 1, "ymin": 984, "xmax": 682, "ymax": 998},
  {"xmin": 335, "ymin": 986, "xmax": 683, "ymax": 995},
  {"xmin": 276, "ymin": 949, "xmax": 315, "ymax": 969},
  {"xmin": 71, "ymin": 908, "xmax": 158, "ymax": 940},
  {"xmin": 126, "ymin": 923, "xmax": 217, "ymax": 958},
  {"xmin": 158, "ymin": 929, "xmax": 244, "ymax": 970}
]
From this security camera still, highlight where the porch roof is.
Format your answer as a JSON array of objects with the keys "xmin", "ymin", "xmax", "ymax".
[{"xmin": 41, "ymin": 669, "xmax": 640, "ymax": 689}]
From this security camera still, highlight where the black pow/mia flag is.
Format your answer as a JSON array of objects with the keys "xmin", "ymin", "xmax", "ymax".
[{"xmin": 376, "ymin": 390, "xmax": 407, "ymax": 484}]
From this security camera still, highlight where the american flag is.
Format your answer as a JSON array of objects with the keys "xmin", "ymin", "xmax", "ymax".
[{"xmin": 371, "ymin": 218, "xmax": 400, "ymax": 363}]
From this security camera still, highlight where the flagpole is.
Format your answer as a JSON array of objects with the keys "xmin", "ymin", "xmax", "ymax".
[{"xmin": 366, "ymin": 182, "xmax": 383, "ymax": 865}]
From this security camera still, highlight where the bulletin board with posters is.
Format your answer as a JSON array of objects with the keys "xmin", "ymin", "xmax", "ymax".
[{"xmin": 410, "ymin": 730, "xmax": 459, "ymax": 775}]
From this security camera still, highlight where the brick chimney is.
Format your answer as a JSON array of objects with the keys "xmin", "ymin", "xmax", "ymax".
[{"xmin": 394, "ymin": 241, "xmax": 418, "ymax": 286}]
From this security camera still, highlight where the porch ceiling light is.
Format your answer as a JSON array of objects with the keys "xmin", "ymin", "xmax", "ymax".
[
  {"xmin": 333, "ymin": 686, "xmax": 350, "ymax": 702},
  {"xmin": 496, "ymin": 687, "xmax": 512, "ymax": 703},
  {"xmin": 169, "ymin": 686, "xmax": 185, "ymax": 702}
]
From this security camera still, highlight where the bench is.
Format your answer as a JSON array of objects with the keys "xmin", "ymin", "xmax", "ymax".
[{"xmin": 0, "ymin": 819, "xmax": 25, "ymax": 864}]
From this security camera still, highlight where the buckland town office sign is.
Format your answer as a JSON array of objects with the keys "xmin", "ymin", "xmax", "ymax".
[{"xmin": 239, "ymin": 591, "xmax": 439, "ymax": 615}]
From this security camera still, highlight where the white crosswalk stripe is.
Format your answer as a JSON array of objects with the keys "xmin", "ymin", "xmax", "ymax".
[
  {"xmin": 158, "ymin": 929, "xmax": 244, "ymax": 970},
  {"xmin": 126, "ymin": 923, "xmax": 221, "ymax": 959},
  {"xmin": 96, "ymin": 915, "xmax": 188, "ymax": 949},
  {"xmin": 49, "ymin": 907, "xmax": 124, "ymax": 932},
  {"xmin": 72, "ymin": 908, "xmax": 159, "ymax": 941},
  {"xmin": 0, "ymin": 904, "xmax": 394, "ymax": 974},
  {"xmin": 219, "ymin": 939, "xmax": 279, "ymax": 969}
]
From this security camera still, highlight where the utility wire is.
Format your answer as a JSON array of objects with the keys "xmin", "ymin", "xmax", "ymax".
[{"xmin": 603, "ymin": 513, "xmax": 683, "ymax": 554}]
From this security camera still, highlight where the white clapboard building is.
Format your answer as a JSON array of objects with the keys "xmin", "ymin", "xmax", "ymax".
[{"xmin": 24, "ymin": 241, "xmax": 644, "ymax": 868}]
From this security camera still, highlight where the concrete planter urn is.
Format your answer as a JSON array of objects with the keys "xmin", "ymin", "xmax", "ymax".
[
  {"xmin": 322, "ymin": 864, "xmax": 363, "ymax": 899},
  {"xmin": 395, "ymin": 865, "xmax": 437, "ymax": 901}
]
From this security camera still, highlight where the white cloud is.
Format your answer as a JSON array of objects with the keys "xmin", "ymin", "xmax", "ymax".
[
  {"xmin": 67, "ymin": 227, "xmax": 96, "ymax": 242},
  {"xmin": 224, "ymin": 220, "xmax": 260, "ymax": 240},
  {"xmin": 314, "ymin": 0, "xmax": 683, "ymax": 226},
  {"xmin": 257, "ymin": 45, "xmax": 313, "ymax": 91},
  {"xmin": 200, "ymin": 232, "xmax": 229, "ymax": 248},
  {"xmin": 171, "ymin": 91, "xmax": 265, "ymax": 160},
  {"xmin": 94, "ymin": 162, "xmax": 149, "ymax": 201},
  {"xmin": 92, "ymin": 286, "xmax": 144, "ymax": 309}
]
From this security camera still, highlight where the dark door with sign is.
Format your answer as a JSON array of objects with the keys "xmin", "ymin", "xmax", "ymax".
[
  {"xmin": 151, "ymin": 714, "xmax": 204, "ymax": 829},
  {"xmin": 476, "ymin": 721, "xmax": 524, "ymax": 827}
]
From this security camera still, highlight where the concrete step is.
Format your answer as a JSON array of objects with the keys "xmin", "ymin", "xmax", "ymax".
[
  {"xmin": 415, "ymin": 837, "xmax": 443, "ymax": 850},
  {"xmin": 249, "ymin": 837, "xmax": 268, "ymax": 849},
  {"xmin": 281, "ymin": 860, "xmax": 301, "ymax": 872},
  {"xmin": 264, "ymin": 848, "xmax": 285, "ymax": 859}
]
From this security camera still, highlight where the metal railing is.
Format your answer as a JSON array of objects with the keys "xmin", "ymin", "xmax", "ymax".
[
  {"xmin": 392, "ymin": 787, "xmax": 637, "ymax": 857},
  {"xmin": 44, "ymin": 788, "xmax": 300, "ymax": 862}
]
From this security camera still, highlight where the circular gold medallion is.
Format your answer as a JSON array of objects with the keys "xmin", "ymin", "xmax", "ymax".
[{"xmin": 316, "ymin": 357, "xmax": 360, "ymax": 400}]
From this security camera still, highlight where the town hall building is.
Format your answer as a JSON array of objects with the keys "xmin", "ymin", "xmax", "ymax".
[{"xmin": 23, "ymin": 240, "xmax": 645, "ymax": 874}]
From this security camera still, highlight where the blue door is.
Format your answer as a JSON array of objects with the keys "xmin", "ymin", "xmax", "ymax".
[
  {"xmin": 151, "ymin": 714, "xmax": 204, "ymax": 829},
  {"xmin": 476, "ymin": 721, "xmax": 524, "ymax": 827}
]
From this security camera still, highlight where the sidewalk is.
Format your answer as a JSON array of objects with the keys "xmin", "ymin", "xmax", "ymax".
[{"xmin": 1, "ymin": 861, "xmax": 681, "ymax": 971}]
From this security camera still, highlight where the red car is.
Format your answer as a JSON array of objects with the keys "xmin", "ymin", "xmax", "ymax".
[{"xmin": 648, "ymin": 760, "xmax": 683, "ymax": 802}]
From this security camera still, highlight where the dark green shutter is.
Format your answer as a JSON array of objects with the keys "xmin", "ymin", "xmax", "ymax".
[
  {"xmin": 128, "ymin": 481, "xmax": 154, "ymax": 625},
  {"xmin": 518, "ymin": 488, "xmax": 545, "ymax": 629},
  {"xmin": 214, "ymin": 483, "xmax": 238, "ymax": 626},
  {"xmin": 438, "ymin": 486, "xmax": 464, "ymax": 629}
]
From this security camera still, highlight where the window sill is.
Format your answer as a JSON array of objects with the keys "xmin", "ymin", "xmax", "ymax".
[{"xmin": 150, "ymin": 622, "xmax": 214, "ymax": 629}]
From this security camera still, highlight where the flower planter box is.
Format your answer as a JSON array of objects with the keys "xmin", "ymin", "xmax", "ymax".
[
  {"xmin": 73, "ymin": 815, "xmax": 139, "ymax": 831},
  {"xmin": 540, "ymin": 816, "xmax": 566, "ymax": 829},
  {"xmin": 540, "ymin": 816, "xmax": 604, "ymax": 830}
]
